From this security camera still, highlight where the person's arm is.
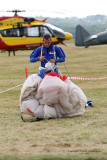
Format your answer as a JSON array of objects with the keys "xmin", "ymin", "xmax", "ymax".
[
  {"xmin": 30, "ymin": 47, "xmax": 41, "ymax": 63},
  {"xmin": 54, "ymin": 46, "xmax": 65, "ymax": 63},
  {"xmin": 55, "ymin": 57, "xmax": 65, "ymax": 63}
]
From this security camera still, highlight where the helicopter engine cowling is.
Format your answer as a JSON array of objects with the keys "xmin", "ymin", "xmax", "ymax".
[{"xmin": 24, "ymin": 18, "xmax": 35, "ymax": 23}]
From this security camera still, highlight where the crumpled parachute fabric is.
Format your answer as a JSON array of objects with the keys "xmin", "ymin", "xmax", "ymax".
[{"xmin": 19, "ymin": 73, "xmax": 87, "ymax": 119}]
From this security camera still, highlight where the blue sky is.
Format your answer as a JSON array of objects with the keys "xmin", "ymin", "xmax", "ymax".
[{"xmin": 0, "ymin": 0, "xmax": 107, "ymax": 18}]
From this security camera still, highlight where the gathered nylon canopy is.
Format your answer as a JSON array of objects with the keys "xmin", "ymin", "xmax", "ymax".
[{"xmin": 20, "ymin": 73, "xmax": 87, "ymax": 119}]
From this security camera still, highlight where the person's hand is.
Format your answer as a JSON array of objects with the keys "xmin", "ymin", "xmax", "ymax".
[
  {"xmin": 39, "ymin": 56, "xmax": 45, "ymax": 61},
  {"xmin": 49, "ymin": 59, "xmax": 55, "ymax": 63}
]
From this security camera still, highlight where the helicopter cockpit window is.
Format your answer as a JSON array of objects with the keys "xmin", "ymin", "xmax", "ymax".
[
  {"xmin": 40, "ymin": 26, "xmax": 53, "ymax": 37},
  {"xmin": 27, "ymin": 27, "xmax": 39, "ymax": 37},
  {"xmin": 42, "ymin": 23, "xmax": 65, "ymax": 37}
]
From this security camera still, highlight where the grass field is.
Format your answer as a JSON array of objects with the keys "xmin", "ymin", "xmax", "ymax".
[{"xmin": 0, "ymin": 42, "xmax": 107, "ymax": 160}]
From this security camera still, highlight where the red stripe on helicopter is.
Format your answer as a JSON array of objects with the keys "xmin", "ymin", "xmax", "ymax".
[
  {"xmin": 0, "ymin": 16, "xmax": 47, "ymax": 23},
  {"xmin": 0, "ymin": 16, "xmax": 25, "ymax": 21}
]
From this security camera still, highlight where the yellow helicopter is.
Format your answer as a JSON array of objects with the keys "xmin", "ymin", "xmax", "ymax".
[{"xmin": 0, "ymin": 9, "xmax": 73, "ymax": 55}]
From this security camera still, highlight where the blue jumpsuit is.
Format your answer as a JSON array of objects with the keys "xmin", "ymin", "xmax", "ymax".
[{"xmin": 30, "ymin": 43, "xmax": 65, "ymax": 74}]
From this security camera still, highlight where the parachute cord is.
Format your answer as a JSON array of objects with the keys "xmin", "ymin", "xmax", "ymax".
[
  {"xmin": 63, "ymin": 63, "xmax": 72, "ymax": 80},
  {"xmin": 58, "ymin": 66, "xmax": 63, "ymax": 76},
  {"xmin": 21, "ymin": 112, "xmax": 43, "ymax": 122},
  {"xmin": 21, "ymin": 112, "xmax": 26, "ymax": 122}
]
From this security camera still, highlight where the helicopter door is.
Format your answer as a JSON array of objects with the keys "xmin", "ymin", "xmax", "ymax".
[{"xmin": 26, "ymin": 26, "xmax": 41, "ymax": 47}]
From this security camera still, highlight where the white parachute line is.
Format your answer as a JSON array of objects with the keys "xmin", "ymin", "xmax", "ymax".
[
  {"xmin": 0, "ymin": 76, "xmax": 107, "ymax": 94},
  {"xmin": 0, "ymin": 84, "xmax": 23, "ymax": 94},
  {"xmin": 63, "ymin": 63, "xmax": 72, "ymax": 80}
]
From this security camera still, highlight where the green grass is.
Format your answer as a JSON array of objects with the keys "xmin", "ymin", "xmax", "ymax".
[
  {"xmin": 0, "ymin": 153, "xmax": 107, "ymax": 160},
  {"xmin": 0, "ymin": 43, "xmax": 107, "ymax": 159}
]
